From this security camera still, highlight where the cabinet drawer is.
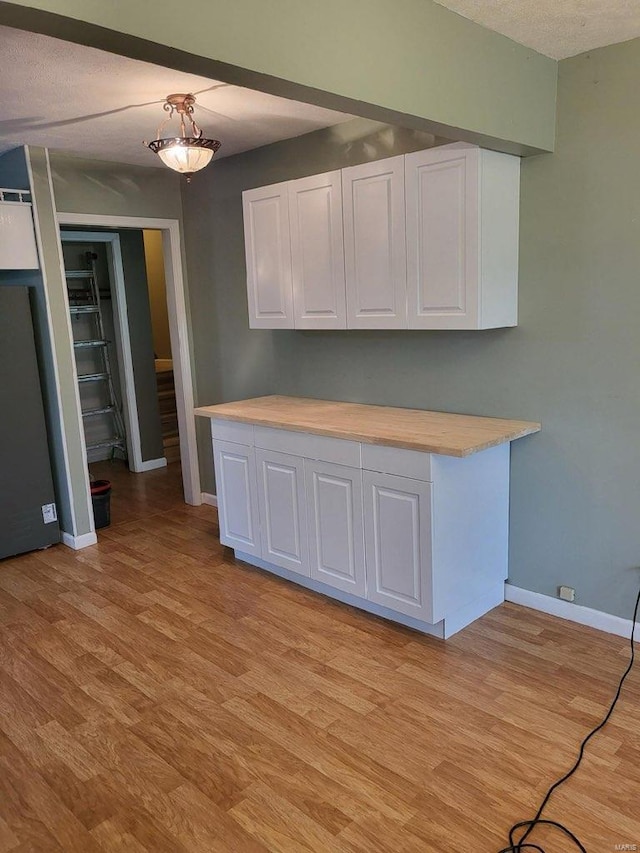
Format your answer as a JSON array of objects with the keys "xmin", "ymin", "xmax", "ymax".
[
  {"xmin": 254, "ymin": 426, "xmax": 361, "ymax": 467},
  {"xmin": 361, "ymin": 443, "xmax": 431, "ymax": 481},
  {"xmin": 211, "ymin": 419, "xmax": 255, "ymax": 445}
]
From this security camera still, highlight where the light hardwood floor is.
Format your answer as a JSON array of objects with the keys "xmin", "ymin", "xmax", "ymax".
[{"xmin": 0, "ymin": 461, "xmax": 638, "ymax": 852}]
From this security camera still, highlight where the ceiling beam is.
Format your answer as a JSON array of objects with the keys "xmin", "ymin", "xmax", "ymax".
[{"xmin": 0, "ymin": 0, "xmax": 557, "ymax": 154}]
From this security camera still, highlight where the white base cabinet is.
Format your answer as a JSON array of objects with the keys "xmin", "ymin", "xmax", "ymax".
[
  {"xmin": 210, "ymin": 419, "xmax": 510, "ymax": 638},
  {"xmin": 256, "ymin": 448, "xmax": 309, "ymax": 577},
  {"xmin": 306, "ymin": 459, "xmax": 366, "ymax": 597},
  {"xmin": 363, "ymin": 470, "xmax": 433, "ymax": 621},
  {"xmin": 212, "ymin": 438, "xmax": 261, "ymax": 558}
]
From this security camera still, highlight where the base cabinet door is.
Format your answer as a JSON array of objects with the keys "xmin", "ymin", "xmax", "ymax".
[
  {"xmin": 305, "ymin": 459, "xmax": 365, "ymax": 596},
  {"xmin": 213, "ymin": 440, "xmax": 261, "ymax": 557},
  {"xmin": 363, "ymin": 470, "xmax": 433, "ymax": 620},
  {"xmin": 256, "ymin": 449, "xmax": 309, "ymax": 576}
]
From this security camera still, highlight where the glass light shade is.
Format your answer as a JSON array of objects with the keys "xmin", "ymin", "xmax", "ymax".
[
  {"xmin": 148, "ymin": 134, "xmax": 221, "ymax": 180},
  {"xmin": 157, "ymin": 143, "xmax": 214, "ymax": 174}
]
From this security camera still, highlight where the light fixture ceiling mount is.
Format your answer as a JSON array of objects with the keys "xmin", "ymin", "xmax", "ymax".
[{"xmin": 146, "ymin": 93, "xmax": 221, "ymax": 182}]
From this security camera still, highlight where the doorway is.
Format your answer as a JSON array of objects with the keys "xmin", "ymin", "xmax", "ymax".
[
  {"xmin": 143, "ymin": 230, "xmax": 181, "ymax": 467},
  {"xmin": 56, "ymin": 213, "xmax": 201, "ymax": 526}
]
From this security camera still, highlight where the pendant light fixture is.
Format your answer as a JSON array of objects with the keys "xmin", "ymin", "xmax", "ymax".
[{"xmin": 147, "ymin": 93, "xmax": 221, "ymax": 182}]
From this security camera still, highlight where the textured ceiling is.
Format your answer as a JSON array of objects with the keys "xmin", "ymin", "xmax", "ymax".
[
  {"xmin": 0, "ymin": 26, "xmax": 354, "ymax": 168},
  {"xmin": 433, "ymin": 0, "xmax": 640, "ymax": 59}
]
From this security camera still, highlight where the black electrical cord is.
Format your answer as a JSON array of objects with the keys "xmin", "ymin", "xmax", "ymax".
[{"xmin": 498, "ymin": 583, "xmax": 640, "ymax": 853}]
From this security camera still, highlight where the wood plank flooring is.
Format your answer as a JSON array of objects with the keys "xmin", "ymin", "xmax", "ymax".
[{"xmin": 0, "ymin": 460, "xmax": 639, "ymax": 851}]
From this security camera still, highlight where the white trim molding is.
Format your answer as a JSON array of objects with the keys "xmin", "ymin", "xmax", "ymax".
[
  {"xmin": 139, "ymin": 457, "xmax": 168, "ymax": 472},
  {"xmin": 62, "ymin": 530, "xmax": 98, "ymax": 550},
  {"xmin": 56, "ymin": 213, "xmax": 201, "ymax": 507},
  {"xmin": 201, "ymin": 492, "xmax": 218, "ymax": 507},
  {"xmin": 60, "ymin": 230, "xmax": 145, "ymax": 474},
  {"xmin": 505, "ymin": 584, "xmax": 638, "ymax": 641}
]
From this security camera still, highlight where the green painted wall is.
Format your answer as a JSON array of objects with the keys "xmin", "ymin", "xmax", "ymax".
[
  {"xmin": 0, "ymin": 0, "xmax": 556, "ymax": 153},
  {"xmin": 47, "ymin": 153, "xmax": 186, "ymax": 533},
  {"xmin": 27, "ymin": 146, "xmax": 92, "ymax": 536},
  {"xmin": 50, "ymin": 154, "xmax": 184, "ymax": 220},
  {"xmin": 184, "ymin": 43, "xmax": 640, "ymax": 623}
]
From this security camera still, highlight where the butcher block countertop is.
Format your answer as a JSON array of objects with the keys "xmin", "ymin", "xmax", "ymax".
[{"xmin": 195, "ymin": 396, "xmax": 540, "ymax": 457}]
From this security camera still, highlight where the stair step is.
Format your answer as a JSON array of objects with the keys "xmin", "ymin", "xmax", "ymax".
[
  {"xmin": 87, "ymin": 438, "xmax": 125, "ymax": 451},
  {"xmin": 82, "ymin": 405, "xmax": 116, "ymax": 418},
  {"xmin": 78, "ymin": 372, "xmax": 109, "ymax": 383},
  {"xmin": 73, "ymin": 339, "xmax": 108, "ymax": 348},
  {"xmin": 70, "ymin": 305, "xmax": 99, "ymax": 315}
]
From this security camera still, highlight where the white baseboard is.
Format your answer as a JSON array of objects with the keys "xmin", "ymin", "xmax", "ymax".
[
  {"xmin": 505, "ymin": 584, "xmax": 638, "ymax": 640},
  {"xmin": 137, "ymin": 457, "xmax": 167, "ymax": 472},
  {"xmin": 201, "ymin": 492, "xmax": 218, "ymax": 507},
  {"xmin": 62, "ymin": 530, "xmax": 98, "ymax": 550}
]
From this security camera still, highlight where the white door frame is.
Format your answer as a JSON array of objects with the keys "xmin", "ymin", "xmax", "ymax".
[
  {"xmin": 60, "ymin": 230, "xmax": 146, "ymax": 473},
  {"xmin": 56, "ymin": 213, "xmax": 201, "ymax": 506}
]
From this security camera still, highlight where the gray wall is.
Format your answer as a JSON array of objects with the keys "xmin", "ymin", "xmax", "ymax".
[
  {"xmin": 46, "ymin": 152, "xmax": 186, "ymax": 535},
  {"xmin": 0, "ymin": 146, "xmax": 29, "ymax": 188},
  {"xmin": 183, "ymin": 52, "xmax": 640, "ymax": 622},
  {"xmin": 118, "ymin": 229, "xmax": 164, "ymax": 462}
]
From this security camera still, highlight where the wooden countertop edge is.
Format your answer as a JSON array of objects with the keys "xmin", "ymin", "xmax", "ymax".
[{"xmin": 194, "ymin": 406, "xmax": 540, "ymax": 457}]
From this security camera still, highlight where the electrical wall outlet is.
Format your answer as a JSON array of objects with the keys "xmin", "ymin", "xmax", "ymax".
[
  {"xmin": 42, "ymin": 503, "xmax": 57, "ymax": 524},
  {"xmin": 558, "ymin": 585, "xmax": 576, "ymax": 602}
]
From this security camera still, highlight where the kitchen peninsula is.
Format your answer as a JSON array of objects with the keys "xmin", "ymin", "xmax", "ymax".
[{"xmin": 196, "ymin": 396, "xmax": 540, "ymax": 638}]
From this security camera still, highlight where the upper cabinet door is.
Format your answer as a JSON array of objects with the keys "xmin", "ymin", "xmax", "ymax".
[
  {"xmin": 243, "ymin": 182, "xmax": 294, "ymax": 329},
  {"xmin": 406, "ymin": 143, "xmax": 520, "ymax": 330},
  {"xmin": 343, "ymin": 155, "xmax": 407, "ymax": 329},
  {"xmin": 288, "ymin": 171, "xmax": 346, "ymax": 329},
  {"xmin": 406, "ymin": 144, "xmax": 479, "ymax": 330}
]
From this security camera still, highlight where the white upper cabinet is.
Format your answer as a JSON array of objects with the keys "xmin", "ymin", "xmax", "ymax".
[
  {"xmin": 405, "ymin": 143, "xmax": 520, "ymax": 330},
  {"xmin": 342, "ymin": 155, "xmax": 407, "ymax": 329},
  {"xmin": 243, "ymin": 182, "xmax": 294, "ymax": 328},
  {"xmin": 289, "ymin": 171, "xmax": 346, "ymax": 329},
  {"xmin": 0, "ymin": 198, "xmax": 39, "ymax": 270},
  {"xmin": 242, "ymin": 143, "xmax": 520, "ymax": 331}
]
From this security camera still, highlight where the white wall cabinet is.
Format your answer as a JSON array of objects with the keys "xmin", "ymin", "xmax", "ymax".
[
  {"xmin": 243, "ymin": 182, "xmax": 294, "ymax": 328},
  {"xmin": 0, "ymin": 197, "xmax": 39, "ymax": 270},
  {"xmin": 210, "ymin": 418, "xmax": 510, "ymax": 638},
  {"xmin": 405, "ymin": 143, "xmax": 520, "ymax": 329},
  {"xmin": 289, "ymin": 171, "xmax": 346, "ymax": 329},
  {"xmin": 243, "ymin": 171, "xmax": 345, "ymax": 330},
  {"xmin": 242, "ymin": 143, "xmax": 520, "ymax": 332},
  {"xmin": 342, "ymin": 155, "xmax": 407, "ymax": 329},
  {"xmin": 305, "ymin": 458, "xmax": 366, "ymax": 596}
]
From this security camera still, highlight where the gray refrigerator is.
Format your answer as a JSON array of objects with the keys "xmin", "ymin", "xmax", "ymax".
[{"xmin": 0, "ymin": 285, "xmax": 61, "ymax": 558}]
